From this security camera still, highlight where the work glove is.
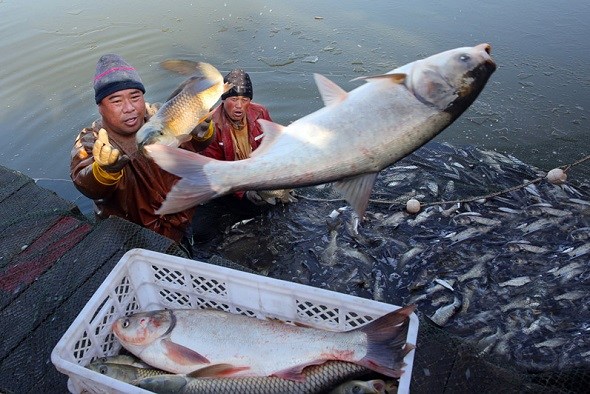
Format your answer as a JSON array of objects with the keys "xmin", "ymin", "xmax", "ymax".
[
  {"xmin": 245, "ymin": 190, "xmax": 267, "ymax": 206},
  {"xmin": 190, "ymin": 117, "xmax": 213, "ymax": 140},
  {"xmin": 92, "ymin": 129, "xmax": 130, "ymax": 173}
]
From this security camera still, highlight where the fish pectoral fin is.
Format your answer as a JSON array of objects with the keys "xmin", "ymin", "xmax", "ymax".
[
  {"xmin": 160, "ymin": 59, "xmax": 200, "ymax": 76},
  {"xmin": 271, "ymin": 366, "xmax": 308, "ymax": 382},
  {"xmin": 350, "ymin": 73, "xmax": 407, "ymax": 84},
  {"xmin": 187, "ymin": 364, "xmax": 250, "ymax": 378},
  {"xmin": 313, "ymin": 73, "xmax": 348, "ymax": 107},
  {"xmin": 162, "ymin": 338, "xmax": 210, "ymax": 365},
  {"xmin": 333, "ymin": 172, "xmax": 379, "ymax": 219},
  {"xmin": 223, "ymin": 82, "xmax": 234, "ymax": 94}
]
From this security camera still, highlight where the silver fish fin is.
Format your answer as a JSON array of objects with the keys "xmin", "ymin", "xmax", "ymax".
[
  {"xmin": 253, "ymin": 119, "xmax": 286, "ymax": 157},
  {"xmin": 313, "ymin": 73, "xmax": 348, "ymax": 107},
  {"xmin": 162, "ymin": 338, "xmax": 210, "ymax": 364},
  {"xmin": 272, "ymin": 360, "xmax": 324, "ymax": 382},
  {"xmin": 333, "ymin": 172, "xmax": 379, "ymax": 218},
  {"xmin": 187, "ymin": 364, "xmax": 250, "ymax": 378},
  {"xmin": 145, "ymin": 145, "xmax": 220, "ymax": 215},
  {"xmin": 356, "ymin": 305, "xmax": 416, "ymax": 378},
  {"xmin": 164, "ymin": 62, "xmax": 223, "ymax": 101},
  {"xmin": 350, "ymin": 73, "xmax": 406, "ymax": 84},
  {"xmin": 160, "ymin": 59, "xmax": 200, "ymax": 76}
]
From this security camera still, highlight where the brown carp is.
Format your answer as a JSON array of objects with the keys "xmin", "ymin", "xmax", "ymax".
[
  {"xmin": 136, "ymin": 61, "xmax": 230, "ymax": 149},
  {"xmin": 137, "ymin": 361, "xmax": 379, "ymax": 394},
  {"xmin": 145, "ymin": 44, "xmax": 495, "ymax": 216}
]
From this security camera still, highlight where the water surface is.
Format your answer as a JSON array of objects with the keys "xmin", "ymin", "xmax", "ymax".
[{"xmin": 0, "ymin": 0, "xmax": 588, "ymax": 214}]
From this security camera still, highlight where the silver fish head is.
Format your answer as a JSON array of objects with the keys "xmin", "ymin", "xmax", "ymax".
[
  {"xmin": 400, "ymin": 43, "xmax": 496, "ymax": 117},
  {"xmin": 112, "ymin": 309, "xmax": 175, "ymax": 347}
]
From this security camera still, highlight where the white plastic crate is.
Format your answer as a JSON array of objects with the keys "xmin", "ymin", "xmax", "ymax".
[{"xmin": 51, "ymin": 248, "xmax": 419, "ymax": 393}]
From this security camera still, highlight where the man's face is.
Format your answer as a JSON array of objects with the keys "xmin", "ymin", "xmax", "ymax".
[
  {"xmin": 223, "ymin": 96, "xmax": 251, "ymax": 122},
  {"xmin": 98, "ymin": 89, "xmax": 146, "ymax": 136}
]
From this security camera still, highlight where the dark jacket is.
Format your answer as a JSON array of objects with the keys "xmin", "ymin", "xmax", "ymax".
[
  {"xmin": 70, "ymin": 106, "xmax": 210, "ymax": 242},
  {"xmin": 199, "ymin": 102, "xmax": 272, "ymax": 200},
  {"xmin": 200, "ymin": 102, "xmax": 271, "ymax": 161}
]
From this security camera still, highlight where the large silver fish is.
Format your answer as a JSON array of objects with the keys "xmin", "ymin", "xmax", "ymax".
[
  {"xmin": 145, "ymin": 44, "xmax": 496, "ymax": 216},
  {"xmin": 136, "ymin": 61, "xmax": 230, "ymax": 149},
  {"xmin": 112, "ymin": 306, "xmax": 415, "ymax": 380}
]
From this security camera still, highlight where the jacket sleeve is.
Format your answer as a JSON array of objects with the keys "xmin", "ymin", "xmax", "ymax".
[{"xmin": 70, "ymin": 126, "xmax": 119, "ymax": 200}]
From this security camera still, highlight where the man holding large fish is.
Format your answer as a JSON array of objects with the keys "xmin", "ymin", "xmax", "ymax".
[
  {"xmin": 70, "ymin": 54, "xmax": 225, "ymax": 251},
  {"xmin": 141, "ymin": 44, "xmax": 496, "ymax": 219}
]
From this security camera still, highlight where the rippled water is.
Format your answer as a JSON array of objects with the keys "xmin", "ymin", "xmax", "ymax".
[{"xmin": 0, "ymin": 0, "xmax": 588, "ymax": 215}]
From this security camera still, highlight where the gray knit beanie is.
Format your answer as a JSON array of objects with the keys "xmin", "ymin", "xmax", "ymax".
[
  {"xmin": 93, "ymin": 54, "xmax": 145, "ymax": 104},
  {"xmin": 221, "ymin": 69, "xmax": 253, "ymax": 100}
]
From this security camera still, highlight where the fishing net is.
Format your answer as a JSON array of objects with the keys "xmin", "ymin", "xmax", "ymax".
[{"xmin": 1, "ymin": 140, "xmax": 589, "ymax": 393}]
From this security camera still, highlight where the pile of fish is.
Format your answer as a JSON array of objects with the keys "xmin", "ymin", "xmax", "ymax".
[
  {"xmin": 194, "ymin": 142, "xmax": 590, "ymax": 373},
  {"xmin": 88, "ymin": 305, "xmax": 415, "ymax": 393},
  {"xmin": 87, "ymin": 355, "xmax": 395, "ymax": 394}
]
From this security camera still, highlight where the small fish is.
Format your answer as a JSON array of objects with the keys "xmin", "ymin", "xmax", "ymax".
[
  {"xmin": 92, "ymin": 354, "xmax": 151, "ymax": 368},
  {"xmin": 446, "ymin": 226, "xmax": 492, "ymax": 243},
  {"xmin": 137, "ymin": 361, "xmax": 375, "ymax": 394},
  {"xmin": 146, "ymin": 44, "xmax": 496, "ymax": 216},
  {"xmin": 457, "ymin": 261, "xmax": 487, "ymax": 282},
  {"xmin": 433, "ymin": 278, "xmax": 455, "ymax": 291},
  {"xmin": 112, "ymin": 306, "xmax": 416, "ymax": 380},
  {"xmin": 534, "ymin": 337, "xmax": 568, "ymax": 349},
  {"xmin": 136, "ymin": 61, "xmax": 230, "ymax": 149},
  {"xmin": 566, "ymin": 243, "xmax": 590, "ymax": 259},
  {"xmin": 498, "ymin": 276, "xmax": 531, "ymax": 287},
  {"xmin": 430, "ymin": 296, "xmax": 462, "ymax": 326},
  {"xmin": 86, "ymin": 361, "xmax": 170, "ymax": 385},
  {"xmin": 554, "ymin": 290, "xmax": 587, "ymax": 301},
  {"xmin": 504, "ymin": 241, "xmax": 549, "ymax": 254},
  {"xmin": 549, "ymin": 262, "xmax": 585, "ymax": 280},
  {"xmin": 500, "ymin": 297, "xmax": 540, "ymax": 313}
]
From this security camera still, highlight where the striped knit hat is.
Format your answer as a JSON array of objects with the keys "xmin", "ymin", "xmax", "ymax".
[{"xmin": 93, "ymin": 54, "xmax": 145, "ymax": 104}]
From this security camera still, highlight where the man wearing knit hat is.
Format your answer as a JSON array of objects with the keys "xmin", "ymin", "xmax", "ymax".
[
  {"xmin": 192, "ymin": 68, "xmax": 295, "ymax": 243},
  {"xmin": 70, "ymin": 54, "xmax": 213, "ymax": 255}
]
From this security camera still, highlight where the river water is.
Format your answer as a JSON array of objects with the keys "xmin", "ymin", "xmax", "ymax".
[{"xmin": 0, "ymin": 0, "xmax": 588, "ymax": 215}]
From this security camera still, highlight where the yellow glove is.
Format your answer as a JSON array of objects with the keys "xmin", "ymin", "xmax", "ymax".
[
  {"xmin": 91, "ymin": 129, "xmax": 129, "ymax": 185},
  {"xmin": 191, "ymin": 118, "xmax": 214, "ymax": 141}
]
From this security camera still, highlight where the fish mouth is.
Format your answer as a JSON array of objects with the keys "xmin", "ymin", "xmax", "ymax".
[{"xmin": 478, "ymin": 43, "xmax": 497, "ymax": 73}]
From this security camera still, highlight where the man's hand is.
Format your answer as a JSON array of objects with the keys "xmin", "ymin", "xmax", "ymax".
[
  {"xmin": 92, "ymin": 129, "xmax": 130, "ymax": 173},
  {"xmin": 190, "ymin": 117, "xmax": 213, "ymax": 140}
]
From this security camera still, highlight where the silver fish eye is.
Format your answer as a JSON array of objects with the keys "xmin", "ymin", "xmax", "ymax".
[
  {"xmin": 122, "ymin": 319, "xmax": 130, "ymax": 328},
  {"xmin": 99, "ymin": 365, "xmax": 108, "ymax": 374},
  {"xmin": 459, "ymin": 54, "xmax": 471, "ymax": 62}
]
